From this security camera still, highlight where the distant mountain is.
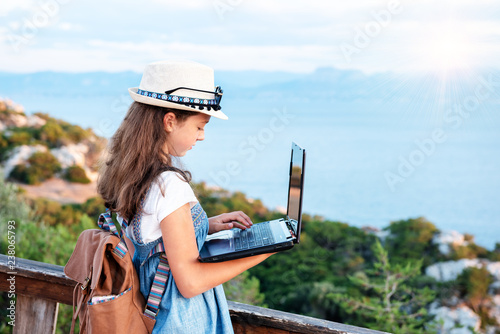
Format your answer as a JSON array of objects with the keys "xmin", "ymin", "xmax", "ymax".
[
  {"xmin": 0, "ymin": 71, "xmax": 140, "ymax": 97},
  {"xmin": 1, "ymin": 67, "xmax": 495, "ymax": 105},
  {"xmin": 0, "ymin": 67, "xmax": 379, "ymax": 98}
]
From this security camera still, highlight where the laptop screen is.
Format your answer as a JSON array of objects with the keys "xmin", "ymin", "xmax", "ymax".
[{"xmin": 286, "ymin": 142, "xmax": 305, "ymax": 243}]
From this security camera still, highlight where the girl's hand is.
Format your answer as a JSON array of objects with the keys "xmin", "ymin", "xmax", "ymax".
[
  {"xmin": 161, "ymin": 204, "xmax": 272, "ymax": 298},
  {"xmin": 208, "ymin": 211, "xmax": 253, "ymax": 234}
]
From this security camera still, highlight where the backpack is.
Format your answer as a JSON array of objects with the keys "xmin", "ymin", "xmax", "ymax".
[{"xmin": 64, "ymin": 211, "xmax": 168, "ymax": 333}]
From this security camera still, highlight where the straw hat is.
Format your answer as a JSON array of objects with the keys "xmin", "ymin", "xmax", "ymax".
[{"xmin": 128, "ymin": 60, "xmax": 228, "ymax": 120}]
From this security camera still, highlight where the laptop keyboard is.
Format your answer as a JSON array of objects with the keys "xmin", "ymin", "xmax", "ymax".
[{"xmin": 234, "ymin": 222, "xmax": 275, "ymax": 251}]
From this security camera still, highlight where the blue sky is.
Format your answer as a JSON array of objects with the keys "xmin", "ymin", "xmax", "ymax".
[{"xmin": 1, "ymin": 0, "xmax": 499, "ymax": 74}]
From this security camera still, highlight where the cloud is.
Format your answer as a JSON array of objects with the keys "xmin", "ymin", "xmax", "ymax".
[
  {"xmin": 57, "ymin": 22, "xmax": 83, "ymax": 31},
  {"xmin": 147, "ymin": 0, "xmax": 212, "ymax": 9},
  {"xmin": 242, "ymin": 0, "xmax": 397, "ymax": 15},
  {"xmin": 0, "ymin": 40, "xmax": 339, "ymax": 73},
  {"xmin": 0, "ymin": 0, "xmax": 498, "ymax": 74},
  {"xmin": 0, "ymin": 0, "xmax": 36, "ymax": 16}
]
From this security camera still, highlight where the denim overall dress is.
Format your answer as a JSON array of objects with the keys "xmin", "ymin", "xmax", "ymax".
[{"xmin": 129, "ymin": 202, "xmax": 234, "ymax": 334}]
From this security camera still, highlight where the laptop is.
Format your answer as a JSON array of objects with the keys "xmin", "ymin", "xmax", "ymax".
[{"xmin": 198, "ymin": 142, "xmax": 305, "ymax": 263}]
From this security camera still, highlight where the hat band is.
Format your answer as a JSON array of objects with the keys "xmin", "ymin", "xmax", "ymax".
[{"xmin": 137, "ymin": 89, "xmax": 221, "ymax": 111}]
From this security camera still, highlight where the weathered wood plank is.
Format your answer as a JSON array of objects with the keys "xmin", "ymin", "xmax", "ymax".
[
  {"xmin": 228, "ymin": 301, "xmax": 389, "ymax": 334},
  {"xmin": 232, "ymin": 320, "xmax": 293, "ymax": 334},
  {"xmin": 0, "ymin": 256, "xmax": 71, "ymax": 284},
  {"xmin": 14, "ymin": 295, "xmax": 58, "ymax": 334},
  {"xmin": 0, "ymin": 273, "xmax": 74, "ymax": 305},
  {"xmin": 0, "ymin": 255, "xmax": 75, "ymax": 305}
]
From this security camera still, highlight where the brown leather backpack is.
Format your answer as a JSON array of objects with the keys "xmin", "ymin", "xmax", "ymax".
[{"xmin": 64, "ymin": 211, "xmax": 165, "ymax": 334}]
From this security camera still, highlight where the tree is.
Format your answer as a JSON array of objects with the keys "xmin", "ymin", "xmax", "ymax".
[
  {"xmin": 384, "ymin": 217, "xmax": 441, "ymax": 268},
  {"xmin": 0, "ymin": 178, "xmax": 94, "ymax": 334},
  {"xmin": 0, "ymin": 174, "xmax": 31, "ymax": 223},
  {"xmin": 331, "ymin": 240, "xmax": 436, "ymax": 334},
  {"xmin": 0, "ymin": 177, "xmax": 30, "ymax": 334},
  {"xmin": 249, "ymin": 219, "xmax": 376, "ymax": 320}
]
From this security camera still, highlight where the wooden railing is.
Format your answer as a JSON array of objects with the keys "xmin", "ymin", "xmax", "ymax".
[{"xmin": 0, "ymin": 254, "xmax": 389, "ymax": 334}]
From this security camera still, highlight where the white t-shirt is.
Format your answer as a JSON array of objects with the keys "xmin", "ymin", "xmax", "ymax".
[{"xmin": 122, "ymin": 171, "xmax": 198, "ymax": 244}]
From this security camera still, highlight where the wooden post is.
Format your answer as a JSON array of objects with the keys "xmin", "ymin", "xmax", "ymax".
[{"xmin": 14, "ymin": 295, "xmax": 59, "ymax": 334}]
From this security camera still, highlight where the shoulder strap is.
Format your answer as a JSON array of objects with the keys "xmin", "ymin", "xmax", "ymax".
[
  {"xmin": 70, "ymin": 282, "xmax": 85, "ymax": 334},
  {"xmin": 144, "ymin": 254, "xmax": 169, "ymax": 318},
  {"xmin": 98, "ymin": 209, "xmax": 125, "ymax": 238}
]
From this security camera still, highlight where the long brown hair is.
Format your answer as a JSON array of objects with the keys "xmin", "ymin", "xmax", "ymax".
[{"xmin": 97, "ymin": 102, "xmax": 197, "ymax": 221}]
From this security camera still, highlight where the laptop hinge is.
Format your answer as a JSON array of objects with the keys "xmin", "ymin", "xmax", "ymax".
[{"xmin": 285, "ymin": 216, "xmax": 298, "ymax": 238}]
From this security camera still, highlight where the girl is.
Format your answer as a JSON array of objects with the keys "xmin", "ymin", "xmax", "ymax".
[{"xmin": 97, "ymin": 60, "xmax": 273, "ymax": 333}]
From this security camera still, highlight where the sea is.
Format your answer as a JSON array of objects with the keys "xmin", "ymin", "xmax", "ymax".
[{"xmin": 1, "ymin": 69, "xmax": 499, "ymax": 250}]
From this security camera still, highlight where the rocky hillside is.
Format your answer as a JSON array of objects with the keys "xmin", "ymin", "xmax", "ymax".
[
  {"xmin": 425, "ymin": 230, "xmax": 500, "ymax": 333},
  {"xmin": 363, "ymin": 222, "xmax": 500, "ymax": 333},
  {"xmin": 0, "ymin": 98, "xmax": 106, "ymax": 202}
]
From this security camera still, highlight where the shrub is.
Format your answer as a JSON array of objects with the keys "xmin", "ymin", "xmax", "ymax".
[
  {"xmin": 0, "ymin": 134, "xmax": 9, "ymax": 161},
  {"xmin": 61, "ymin": 123, "xmax": 90, "ymax": 143},
  {"xmin": 64, "ymin": 165, "xmax": 91, "ymax": 184},
  {"xmin": 451, "ymin": 243, "xmax": 489, "ymax": 260},
  {"xmin": 9, "ymin": 164, "xmax": 31, "ymax": 184},
  {"xmin": 81, "ymin": 197, "xmax": 106, "ymax": 219},
  {"xmin": 488, "ymin": 243, "xmax": 500, "ymax": 261},
  {"xmin": 0, "ymin": 128, "xmax": 43, "ymax": 161},
  {"xmin": 9, "ymin": 151, "xmax": 61, "ymax": 184},
  {"xmin": 31, "ymin": 198, "xmax": 63, "ymax": 225},
  {"xmin": 39, "ymin": 121, "xmax": 65, "ymax": 147},
  {"xmin": 457, "ymin": 267, "xmax": 493, "ymax": 304},
  {"xmin": 456, "ymin": 266, "xmax": 497, "ymax": 329},
  {"xmin": 7, "ymin": 131, "xmax": 31, "ymax": 146},
  {"xmin": 35, "ymin": 114, "xmax": 94, "ymax": 146}
]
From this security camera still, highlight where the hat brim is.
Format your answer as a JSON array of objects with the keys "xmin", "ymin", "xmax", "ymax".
[{"xmin": 128, "ymin": 88, "xmax": 228, "ymax": 120}]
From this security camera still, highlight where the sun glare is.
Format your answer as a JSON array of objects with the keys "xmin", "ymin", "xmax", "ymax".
[
  {"xmin": 413, "ymin": 20, "xmax": 476, "ymax": 74},
  {"xmin": 427, "ymin": 34, "xmax": 471, "ymax": 71}
]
